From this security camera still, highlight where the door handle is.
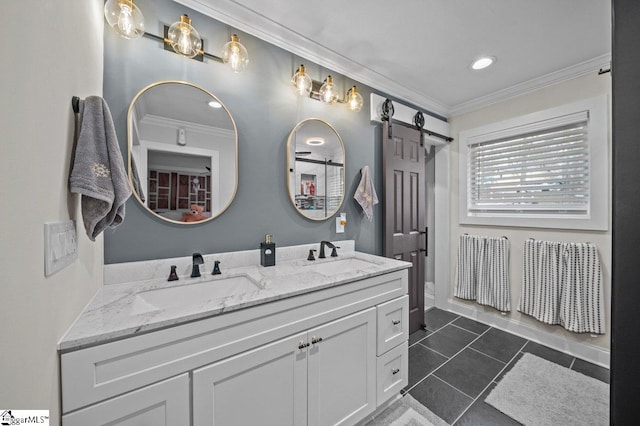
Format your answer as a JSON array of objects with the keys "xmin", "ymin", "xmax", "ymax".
[{"xmin": 419, "ymin": 227, "xmax": 428, "ymax": 256}]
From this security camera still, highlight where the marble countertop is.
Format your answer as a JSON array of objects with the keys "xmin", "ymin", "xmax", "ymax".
[{"xmin": 59, "ymin": 247, "xmax": 410, "ymax": 352}]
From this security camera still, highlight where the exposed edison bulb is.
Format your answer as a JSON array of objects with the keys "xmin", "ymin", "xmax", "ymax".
[
  {"xmin": 222, "ymin": 34, "xmax": 249, "ymax": 73},
  {"xmin": 346, "ymin": 86, "xmax": 364, "ymax": 112},
  {"xmin": 291, "ymin": 64, "xmax": 312, "ymax": 97},
  {"xmin": 319, "ymin": 75, "xmax": 338, "ymax": 104},
  {"xmin": 104, "ymin": 0, "xmax": 145, "ymax": 39},
  {"xmin": 167, "ymin": 15, "xmax": 202, "ymax": 58}
]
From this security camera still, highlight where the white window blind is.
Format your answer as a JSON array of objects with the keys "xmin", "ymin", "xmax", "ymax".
[{"xmin": 467, "ymin": 111, "xmax": 589, "ymax": 215}]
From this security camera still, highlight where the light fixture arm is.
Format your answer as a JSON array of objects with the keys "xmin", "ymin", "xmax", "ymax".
[{"xmin": 141, "ymin": 31, "xmax": 224, "ymax": 63}]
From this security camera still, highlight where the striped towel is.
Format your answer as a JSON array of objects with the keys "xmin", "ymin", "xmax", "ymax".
[
  {"xmin": 519, "ymin": 240, "xmax": 604, "ymax": 334},
  {"xmin": 454, "ymin": 235, "xmax": 481, "ymax": 301},
  {"xmin": 520, "ymin": 239, "xmax": 564, "ymax": 325},
  {"xmin": 455, "ymin": 235, "xmax": 510, "ymax": 312},
  {"xmin": 560, "ymin": 243, "xmax": 604, "ymax": 334},
  {"xmin": 477, "ymin": 237, "xmax": 511, "ymax": 312}
]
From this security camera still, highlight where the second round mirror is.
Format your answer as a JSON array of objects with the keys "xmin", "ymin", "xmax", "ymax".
[{"xmin": 287, "ymin": 119, "xmax": 345, "ymax": 220}]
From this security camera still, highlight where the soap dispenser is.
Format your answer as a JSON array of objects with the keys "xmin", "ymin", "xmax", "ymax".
[{"xmin": 260, "ymin": 234, "xmax": 276, "ymax": 267}]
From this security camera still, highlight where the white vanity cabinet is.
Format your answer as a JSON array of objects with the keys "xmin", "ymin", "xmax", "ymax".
[
  {"xmin": 193, "ymin": 308, "xmax": 376, "ymax": 426},
  {"xmin": 61, "ymin": 269, "xmax": 408, "ymax": 426}
]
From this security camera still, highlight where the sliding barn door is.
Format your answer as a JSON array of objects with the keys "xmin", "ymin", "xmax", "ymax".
[{"xmin": 382, "ymin": 121, "xmax": 425, "ymax": 333}]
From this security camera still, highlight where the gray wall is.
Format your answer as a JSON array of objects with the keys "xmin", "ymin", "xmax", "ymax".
[{"xmin": 104, "ymin": 0, "xmax": 384, "ymax": 263}]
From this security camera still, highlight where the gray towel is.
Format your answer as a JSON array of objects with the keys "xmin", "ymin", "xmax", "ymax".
[
  {"xmin": 130, "ymin": 154, "xmax": 145, "ymax": 202},
  {"xmin": 354, "ymin": 166, "xmax": 378, "ymax": 221},
  {"xmin": 70, "ymin": 96, "xmax": 131, "ymax": 241}
]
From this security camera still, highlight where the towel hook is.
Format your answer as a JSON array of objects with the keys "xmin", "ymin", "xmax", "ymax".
[{"xmin": 72, "ymin": 96, "xmax": 81, "ymax": 114}]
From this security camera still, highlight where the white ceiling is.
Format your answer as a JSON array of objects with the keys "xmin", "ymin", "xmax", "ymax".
[
  {"xmin": 135, "ymin": 82, "xmax": 234, "ymax": 129},
  {"xmin": 176, "ymin": 0, "xmax": 611, "ymax": 117}
]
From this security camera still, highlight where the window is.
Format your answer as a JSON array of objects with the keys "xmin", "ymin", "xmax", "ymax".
[{"xmin": 459, "ymin": 96, "xmax": 608, "ymax": 230}]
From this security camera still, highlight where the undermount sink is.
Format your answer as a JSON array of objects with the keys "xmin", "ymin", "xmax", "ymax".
[
  {"xmin": 304, "ymin": 258, "xmax": 380, "ymax": 276},
  {"xmin": 134, "ymin": 274, "xmax": 262, "ymax": 313}
]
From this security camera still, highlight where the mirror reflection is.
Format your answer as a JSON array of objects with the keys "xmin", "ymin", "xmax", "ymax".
[
  {"xmin": 287, "ymin": 118, "xmax": 345, "ymax": 220},
  {"xmin": 127, "ymin": 81, "xmax": 238, "ymax": 224}
]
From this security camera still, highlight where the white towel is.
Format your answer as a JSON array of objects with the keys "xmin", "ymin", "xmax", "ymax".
[
  {"xmin": 354, "ymin": 166, "xmax": 378, "ymax": 221},
  {"xmin": 69, "ymin": 97, "xmax": 131, "ymax": 241}
]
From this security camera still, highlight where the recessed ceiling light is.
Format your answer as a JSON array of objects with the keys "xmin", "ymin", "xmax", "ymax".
[
  {"xmin": 306, "ymin": 137, "xmax": 325, "ymax": 146},
  {"xmin": 208, "ymin": 100, "xmax": 222, "ymax": 108},
  {"xmin": 471, "ymin": 56, "xmax": 496, "ymax": 70}
]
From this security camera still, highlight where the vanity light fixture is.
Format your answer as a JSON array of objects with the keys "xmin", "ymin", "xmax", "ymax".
[
  {"xmin": 104, "ymin": 0, "xmax": 145, "ymax": 39},
  {"xmin": 295, "ymin": 67, "xmax": 363, "ymax": 113},
  {"xmin": 104, "ymin": 6, "xmax": 250, "ymax": 72},
  {"xmin": 346, "ymin": 86, "xmax": 364, "ymax": 112},
  {"xmin": 318, "ymin": 75, "xmax": 339, "ymax": 104},
  {"xmin": 471, "ymin": 56, "xmax": 496, "ymax": 70},
  {"xmin": 167, "ymin": 15, "xmax": 201, "ymax": 58},
  {"xmin": 222, "ymin": 34, "xmax": 250, "ymax": 73},
  {"xmin": 292, "ymin": 64, "xmax": 313, "ymax": 97}
]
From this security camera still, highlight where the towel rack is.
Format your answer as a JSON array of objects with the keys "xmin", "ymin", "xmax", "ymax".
[{"xmin": 72, "ymin": 96, "xmax": 81, "ymax": 114}]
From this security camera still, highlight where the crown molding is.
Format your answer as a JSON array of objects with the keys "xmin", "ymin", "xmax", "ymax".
[
  {"xmin": 141, "ymin": 114, "xmax": 236, "ymax": 138},
  {"xmin": 174, "ymin": 0, "xmax": 450, "ymax": 116},
  {"xmin": 449, "ymin": 53, "xmax": 611, "ymax": 116}
]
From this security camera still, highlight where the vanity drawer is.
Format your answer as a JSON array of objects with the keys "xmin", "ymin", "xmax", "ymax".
[
  {"xmin": 376, "ymin": 341, "xmax": 408, "ymax": 405},
  {"xmin": 376, "ymin": 295, "xmax": 408, "ymax": 355}
]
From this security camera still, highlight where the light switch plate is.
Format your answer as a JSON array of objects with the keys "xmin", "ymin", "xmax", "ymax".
[
  {"xmin": 336, "ymin": 212, "xmax": 346, "ymax": 234},
  {"xmin": 44, "ymin": 220, "xmax": 78, "ymax": 276}
]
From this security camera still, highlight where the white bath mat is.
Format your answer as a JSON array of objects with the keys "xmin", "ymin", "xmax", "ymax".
[
  {"xmin": 365, "ymin": 394, "xmax": 449, "ymax": 426},
  {"xmin": 485, "ymin": 353, "xmax": 608, "ymax": 425}
]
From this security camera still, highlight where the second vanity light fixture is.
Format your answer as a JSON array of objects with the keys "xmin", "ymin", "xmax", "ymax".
[
  {"xmin": 291, "ymin": 65, "xmax": 364, "ymax": 112},
  {"xmin": 104, "ymin": 0, "xmax": 249, "ymax": 72}
]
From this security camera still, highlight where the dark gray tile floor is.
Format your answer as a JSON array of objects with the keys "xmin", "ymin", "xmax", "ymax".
[{"xmin": 405, "ymin": 307, "xmax": 610, "ymax": 425}]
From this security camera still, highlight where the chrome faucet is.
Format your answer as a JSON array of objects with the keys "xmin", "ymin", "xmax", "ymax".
[
  {"xmin": 191, "ymin": 253, "xmax": 204, "ymax": 278},
  {"xmin": 319, "ymin": 241, "xmax": 339, "ymax": 258}
]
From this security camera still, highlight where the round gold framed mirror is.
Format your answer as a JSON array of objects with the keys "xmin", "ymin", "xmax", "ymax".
[
  {"xmin": 286, "ymin": 118, "xmax": 345, "ymax": 220},
  {"xmin": 127, "ymin": 81, "xmax": 238, "ymax": 224}
]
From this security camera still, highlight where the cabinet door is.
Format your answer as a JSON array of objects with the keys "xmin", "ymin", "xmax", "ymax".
[
  {"xmin": 307, "ymin": 308, "xmax": 377, "ymax": 426},
  {"xmin": 62, "ymin": 374, "xmax": 189, "ymax": 426},
  {"xmin": 193, "ymin": 332, "xmax": 308, "ymax": 426}
]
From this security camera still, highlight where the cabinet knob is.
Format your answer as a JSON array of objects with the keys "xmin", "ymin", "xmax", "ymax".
[
  {"xmin": 311, "ymin": 336, "xmax": 323, "ymax": 344},
  {"xmin": 392, "ymin": 319, "xmax": 401, "ymax": 325},
  {"xmin": 298, "ymin": 341, "xmax": 310, "ymax": 349},
  {"xmin": 392, "ymin": 368, "xmax": 400, "ymax": 375}
]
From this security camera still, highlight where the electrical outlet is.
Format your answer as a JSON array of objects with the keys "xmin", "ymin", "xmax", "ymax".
[{"xmin": 44, "ymin": 220, "xmax": 78, "ymax": 276}]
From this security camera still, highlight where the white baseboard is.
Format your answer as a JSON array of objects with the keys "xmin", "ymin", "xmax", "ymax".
[
  {"xmin": 425, "ymin": 294, "xmax": 435, "ymax": 309},
  {"xmin": 444, "ymin": 299, "xmax": 610, "ymax": 369}
]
